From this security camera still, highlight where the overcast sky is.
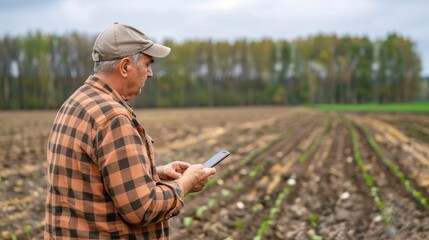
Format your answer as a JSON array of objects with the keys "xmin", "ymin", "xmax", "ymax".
[{"xmin": 1, "ymin": 0, "xmax": 428, "ymax": 75}]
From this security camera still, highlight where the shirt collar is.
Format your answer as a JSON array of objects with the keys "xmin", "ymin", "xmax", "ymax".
[{"xmin": 84, "ymin": 75, "xmax": 136, "ymax": 118}]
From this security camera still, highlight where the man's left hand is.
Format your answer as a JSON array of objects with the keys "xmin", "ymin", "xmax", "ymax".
[{"xmin": 157, "ymin": 161, "xmax": 191, "ymax": 181}]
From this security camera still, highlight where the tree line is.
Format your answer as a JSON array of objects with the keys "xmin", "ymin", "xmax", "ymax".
[{"xmin": 0, "ymin": 32, "xmax": 425, "ymax": 109}]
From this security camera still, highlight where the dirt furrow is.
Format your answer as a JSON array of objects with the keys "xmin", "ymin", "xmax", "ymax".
[
  {"xmin": 348, "ymin": 114, "xmax": 429, "ymax": 191},
  {"xmin": 156, "ymin": 108, "xmax": 309, "ymax": 165},
  {"xmin": 1, "ymin": 108, "xmax": 429, "ymax": 239},
  {"xmin": 230, "ymin": 115, "xmax": 326, "ymax": 240},
  {"xmin": 370, "ymin": 113, "xmax": 429, "ymax": 144},
  {"xmin": 169, "ymin": 113, "xmax": 324, "ymax": 239},
  {"xmin": 354, "ymin": 124, "xmax": 429, "ymax": 239},
  {"xmin": 262, "ymin": 116, "xmax": 377, "ymax": 240}
]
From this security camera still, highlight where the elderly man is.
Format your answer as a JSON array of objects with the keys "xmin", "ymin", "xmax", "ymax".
[{"xmin": 45, "ymin": 22, "xmax": 216, "ymax": 239}]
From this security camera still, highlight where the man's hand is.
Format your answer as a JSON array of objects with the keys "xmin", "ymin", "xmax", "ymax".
[
  {"xmin": 177, "ymin": 164, "xmax": 216, "ymax": 194},
  {"xmin": 157, "ymin": 161, "xmax": 191, "ymax": 181}
]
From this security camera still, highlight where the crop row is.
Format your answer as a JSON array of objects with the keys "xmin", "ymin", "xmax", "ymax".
[
  {"xmin": 253, "ymin": 116, "xmax": 331, "ymax": 239},
  {"xmin": 171, "ymin": 112, "xmax": 325, "ymax": 239},
  {"xmin": 176, "ymin": 108, "xmax": 429, "ymax": 239},
  {"xmin": 342, "ymin": 116, "xmax": 394, "ymax": 228},
  {"xmin": 255, "ymin": 112, "xmax": 429, "ymax": 239},
  {"xmin": 358, "ymin": 123, "xmax": 429, "ymax": 208}
]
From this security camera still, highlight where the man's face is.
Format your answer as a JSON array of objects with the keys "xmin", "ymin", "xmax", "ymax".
[{"xmin": 127, "ymin": 54, "xmax": 154, "ymax": 98}]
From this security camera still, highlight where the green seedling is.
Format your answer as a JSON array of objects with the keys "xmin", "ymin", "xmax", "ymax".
[
  {"xmin": 195, "ymin": 205, "xmax": 207, "ymax": 218},
  {"xmin": 183, "ymin": 216, "xmax": 193, "ymax": 228},
  {"xmin": 309, "ymin": 229, "xmax": 324, "ymax": 240},
  {"xmin": 264, "ymin": 195, "xmax": 271, "ymax": 202},
  {"xmin": 359, "ymin": 123, "xmax": 429, "ymax": 209},
  {"xmin": 310, "ymin": 214, "xmax": 318, "ymax": 228},
  {"xmin": 249, "ymin": 165, "xmax": 262, "ymax": 178},
  {"xmin": 207, "ymin": 197, "xmax": 217, "ymax": 208},
  {"xmin": 254, "ymin": 219, "xmax": 273, "ymax": 240},
  {"xmin": 24, "ymin": 225, "xmax": 32, "ymax": 234},
  {"xmin": 239, "ymin": 130, "xmax": 291, "ymax": 166},
  {"xmin": 268, "ymin": 207, "xmax": 280, "ymax": 219},
  {"xmin": 254, "ymin": 177, "xmax": 293, "ymax": 239},
  {"xmin": 233, "ymin": 220, "xmax": 245, "ymax": 229},
  {"xmin": 252, "ymin": 203, "xmax": 264, "ymax": 212},
  {"xmin": 221, "ymin": 189, "xmax": 231, "ymax": 197},
  {"xmin": 341, "ymin": 115, "xmax": 393, "ymax": 226},
  {"xmin": 298, "ymin": 116, "xmax": 330, "ymax": 164}
]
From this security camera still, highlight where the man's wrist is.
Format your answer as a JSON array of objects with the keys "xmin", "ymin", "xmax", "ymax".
[
  {"xmin": 156, "ymin": 166, "xmax": 165, "ymax": 179},
  {"xmin": 176, "ymin": 177, "xmax": 191, "ymax": 195}
]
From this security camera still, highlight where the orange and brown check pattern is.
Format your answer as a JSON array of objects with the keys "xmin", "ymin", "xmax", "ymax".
[{"xmin": 45, "ymin": 76, "xmax": 184, "ymax": 239}]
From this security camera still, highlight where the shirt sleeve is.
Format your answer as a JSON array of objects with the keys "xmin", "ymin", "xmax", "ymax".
[{"xmin": 95, "ymin": 114, "xmax": 184, "ymax": 226}]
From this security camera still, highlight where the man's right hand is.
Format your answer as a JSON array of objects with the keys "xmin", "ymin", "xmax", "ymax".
[{"xmin": 177, "ymin": 164, "xmax": 216, "ymax": 194}]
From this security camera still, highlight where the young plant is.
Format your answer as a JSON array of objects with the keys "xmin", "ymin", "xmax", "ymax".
[
  {"xmin": 309, "ymin": 214, "xmax": 318, "ymax": 228},
  {"xmin": 183, "ymin": 216, "xmax": 194, "ymax": 228},
  {"xmin": 239, "ymin": 130, "xmax": 291, "ymax": 166},
  {"xmin": 342, "ymin": 115, "xmax": 393, "ymax": 226},
  {"xmin": 253, "ymin": 175, "xmax": 294, "ymax": 240},
  {"xmin": 358, "ymin": 123, "xmax": 429, "ymax": 208},
  {"xmin": 233, "ymin": 220, "xmax": 245, "ymax": 229},
  {"xmin": 24, "ymin": 225, "xmax": 32, "ymax": 235},
  {"xmin": 195, "ymin": 205, "xmax": 207, "ymax": 218},
  {"xmin": 298, "ymin": 116, "xmax": 331, "ymax": 164}
]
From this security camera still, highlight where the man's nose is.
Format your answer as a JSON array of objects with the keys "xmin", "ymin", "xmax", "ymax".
[{"xmin": 147, "ymin": 66, "xmax": 153, "ymax": 77}]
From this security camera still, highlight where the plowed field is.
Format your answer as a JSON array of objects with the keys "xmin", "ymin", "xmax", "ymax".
[{"xmin": 0, "ymin": 107, "xmax": 428, "ymax": 239}]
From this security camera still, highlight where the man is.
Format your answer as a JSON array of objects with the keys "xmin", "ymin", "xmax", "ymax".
[{"xmin": 45, "ymin": 22, "xmax": 216, "ymax": 239}]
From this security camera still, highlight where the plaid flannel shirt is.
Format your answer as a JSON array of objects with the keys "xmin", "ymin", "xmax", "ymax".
[{"xmin": 45, "ymin": 76, "xmax": 184, "ymax": 239}]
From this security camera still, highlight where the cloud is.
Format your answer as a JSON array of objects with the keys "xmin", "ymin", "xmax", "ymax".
[
  {"xmin": 186, "ymin": 0, "xmax": 246, "ymax": 11},
  {"xmin": 0, "ymin": 0, "xmax": 428, "ymax": 74},
  {"xmin": 1, "ymin": 0, "xmax": 58, "ymax": 10}
]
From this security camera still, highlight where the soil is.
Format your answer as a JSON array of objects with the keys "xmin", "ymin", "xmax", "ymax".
[{"xmin": 0, "ymin": 107, "xmax": 428, "ymax": 239}]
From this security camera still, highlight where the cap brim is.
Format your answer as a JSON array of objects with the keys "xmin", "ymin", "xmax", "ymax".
[{"xmin": 143, "ymin": 43, "xmax": 171, "ymax": 58}]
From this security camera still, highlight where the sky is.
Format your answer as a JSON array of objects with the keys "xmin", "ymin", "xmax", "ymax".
[{"xmin": 1, "ymin": 0, "xmax": 428, "ymax": 75}]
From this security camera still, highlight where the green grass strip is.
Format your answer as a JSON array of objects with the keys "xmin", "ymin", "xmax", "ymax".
[{"xmin": 315, "ymin": 102, "xmax": 429, "ymax": 113}]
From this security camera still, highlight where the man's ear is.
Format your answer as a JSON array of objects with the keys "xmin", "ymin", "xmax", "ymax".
[{"xmin": 118, "ymin": 58, "xmax": 131, "ymax": 77}]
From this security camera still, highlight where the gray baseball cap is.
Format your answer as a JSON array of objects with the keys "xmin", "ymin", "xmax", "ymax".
[{"xmin": 92, "ymin": 22, "xmax": 171, "ymax": 61}]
